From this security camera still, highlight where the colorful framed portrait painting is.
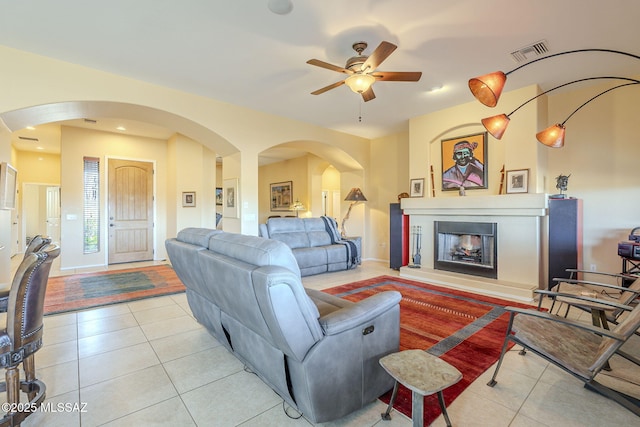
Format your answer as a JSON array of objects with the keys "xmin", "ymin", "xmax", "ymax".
[{"xmin": 441, "ymin": 132, "xmax": 488, "ymax": 191}]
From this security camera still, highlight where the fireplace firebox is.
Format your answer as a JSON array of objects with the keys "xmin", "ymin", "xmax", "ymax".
[{"xmin": 434, "ymin": 221, "xmax": 497, "ymax": 279}]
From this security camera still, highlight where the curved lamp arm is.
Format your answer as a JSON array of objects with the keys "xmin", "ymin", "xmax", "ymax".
[
  {"xmin": 537, "ymin": 81, "xmax": 640, "ymax": 148},
  {"xmin": 482, "ymin": 76, "xmax": 640, "ymax": 139},
  {"xmin": 469, "ymin": 48, "xmax": 640, "ymax": 107}
]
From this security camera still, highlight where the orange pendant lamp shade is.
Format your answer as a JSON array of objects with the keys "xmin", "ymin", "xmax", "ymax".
[
  {"xmin": 481, "ymin": 114, "xmax": 510, "ymax": 140},
  {"xmin": 536, "ymin": 124, "xmax": 565, "ymax": 148},
  {"xmin": 468, "ymin": 71, "xmax": 507, "ymax": 107}
]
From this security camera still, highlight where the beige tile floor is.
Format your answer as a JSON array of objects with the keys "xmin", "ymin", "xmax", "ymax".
[{"xmin": 6, "ymin": 257, "xmax": 640, "ymax": 426}]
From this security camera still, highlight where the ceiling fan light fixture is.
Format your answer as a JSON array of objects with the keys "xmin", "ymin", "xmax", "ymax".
[{"xmin": 345, "ymin": 73, "xmax": 376, "ymax": 94}]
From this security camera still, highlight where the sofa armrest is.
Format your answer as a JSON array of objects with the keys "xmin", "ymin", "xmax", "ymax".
[{"xmin": 318, "ymin": 291, "xmax": 401, "ymax": 335}]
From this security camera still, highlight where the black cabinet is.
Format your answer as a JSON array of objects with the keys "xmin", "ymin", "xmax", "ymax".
[
  {"xmin": 390, "ymin": 203, "xmax": 409, "ymax": 270},
  {"xmin": 548, "ymin": 198, "xmax": 583, "ymax": 289}
]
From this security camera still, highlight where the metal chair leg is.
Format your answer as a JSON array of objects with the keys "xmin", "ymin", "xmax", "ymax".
[
  {"xmin": 437, "ymin": 390, "xmax": 453, "ymax": 427},
  {"xmin": 381, "ymin": 381, "xmax": 399, "ymax": 421}
]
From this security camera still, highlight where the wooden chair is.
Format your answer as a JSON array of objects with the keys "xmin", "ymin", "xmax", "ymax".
[
  {"xmin": 488, "ymin": 297, "xmax": 640, "ymax": 416},
  {"xmin": 0, "ymin": 244, "xmax": 60, "ymax": 426},
  {"xmin": 548, "ymin": 271, "xmax": 640, "ymax": 329},
  {"xmin": 23, "ymin": 235, "xmax": 52, "ymax": 259},
  {"xmin": 0, "ymin": 236, "xmax": 51, "ymax": 313}
]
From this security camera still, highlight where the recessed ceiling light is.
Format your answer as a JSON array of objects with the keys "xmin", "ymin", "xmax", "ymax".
[
  {"xmin": 267, "ymin": 0, "xmax": 293, "ymax": 15},
  {"xmin": 116, "ymin": 126, "xmax": 126, "ymax": 131},
  {"xmin": 426, "ymin": 85, "xmax": 444, "ymax": 93},
  {"xmin": 26, "ymin": 126, "xmax": 35, "ymax": 130},
  {"xmin": 36, "ymin": 146, "xmax": 44, "ymax": 150}
]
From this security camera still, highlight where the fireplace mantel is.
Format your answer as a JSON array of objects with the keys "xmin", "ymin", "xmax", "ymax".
[
  {"xmin": 399, "ymin": 194, "xmax": 550, "ymax": 302},
  {"xmin": 401, "ymin": 193, "xmax": 548, "ymax": 217}
]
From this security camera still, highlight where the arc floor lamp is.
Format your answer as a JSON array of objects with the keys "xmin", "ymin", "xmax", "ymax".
[
  {"xmin": 536, "ymin": 81, "xmax": 640, "ymax": 148},
  {"xmin": 481, "ymin": 76, "xmax": 640, "ymax": 141},
  {"xmin": 468, "ymin": 48, "xmax": 640, "ymax": 148}
]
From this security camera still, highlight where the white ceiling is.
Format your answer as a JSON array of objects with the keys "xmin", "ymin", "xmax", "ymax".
[{"xmin": 3, "ymin": 0, "xmax": 640, "ymax": 160}]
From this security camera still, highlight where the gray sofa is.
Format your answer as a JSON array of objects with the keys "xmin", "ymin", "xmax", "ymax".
[
  {"xmin": 259, "ymin": 216, "xmax": 360, "ymax": 276},
  {"xmin": 165, "ymin": 228, "xmax": 401, "ymax": 423}
]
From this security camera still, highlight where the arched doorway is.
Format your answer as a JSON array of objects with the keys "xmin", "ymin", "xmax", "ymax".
[
  {"xmin": 2, "ymin": 101, "xmax": 237, "ymax": 270},
  {"xmin": 258, "ymin": 140, "xmax": 366, "ymax": 237}
]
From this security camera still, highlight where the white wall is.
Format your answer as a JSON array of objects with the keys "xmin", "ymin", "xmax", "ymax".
[
  {"xmin": 0, "ymin": 45, "xmax": 637, "ymax": 277},
  {"xmin": 0, "ymin": 120, "xmax": 12, "ymax": 285},
  {"xmin": 59, "ymin": 126, "xmax": 169, "ymax": 270},
  {"xmin": 407, "ymin": 82, "xmax": 640, "ymax": 275},
  {"xmin": 544, "ymin": 81, "xmax": 640, "ymax": 273},
  {"xmin": 0, "ymin": 46, "xmax": 370, "ymax": 271}
]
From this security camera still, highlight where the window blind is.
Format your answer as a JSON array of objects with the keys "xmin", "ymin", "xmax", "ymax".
[{"xmin": 83, "ymin": 157, "xmax": 100, "ymax": 253}]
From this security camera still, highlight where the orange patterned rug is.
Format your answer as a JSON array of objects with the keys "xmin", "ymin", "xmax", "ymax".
[
  {"xmin": 323, "ymin": 275, "xmax": 533, "ymax": 426},
  {"xmin": 44, "ymin": 264, "xmax": 185, "ymax": 315}
]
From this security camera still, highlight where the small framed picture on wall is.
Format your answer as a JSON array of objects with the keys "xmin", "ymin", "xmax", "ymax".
[
  {"xmin": 223, "ymin": 178, "xmax": 239, "ymax": 218},
  {"xmin": 506, "ymin": 169, "xmax": 529, "ymax": 194},
  {"xmin": 410, "ymin": 178, "xmax": 425, "ymax": 197},
  {"xmin": 270, "ymin": 181, "xmax": 292, "ymax": 211},
  {"xmin": 182, "ymin": 191, "xmax": 196, "ymax": 207}
]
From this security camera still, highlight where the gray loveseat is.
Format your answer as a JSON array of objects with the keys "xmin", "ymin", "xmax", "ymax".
[
  {"xmin": 165, "ymin": 228, "xmax": 401, "ymax": 423},
  {"xmin": 259, "ymin": 216, "xmax": 360, "ymax": 276}
]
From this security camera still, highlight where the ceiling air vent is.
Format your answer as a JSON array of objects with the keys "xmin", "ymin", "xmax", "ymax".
[
  {"xmin": 510, "ymin": 40, "xmax": 550, "ymax": 63},
  {"xmin": 84, "ymin": 118, "xmax": 97, "ymax": 124},
  {"xmin": 18, "ymin": 136, "xmax": 39, "ymax": 142}
]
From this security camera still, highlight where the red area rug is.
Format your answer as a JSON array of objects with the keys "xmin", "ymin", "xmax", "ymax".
[
  {"xmin": 323, "ymin": 275, "xmax": 533, "ymax": 425},
  {"xmin": 44, "ymin": 264, "xmax": 185, "ymax": 315}
]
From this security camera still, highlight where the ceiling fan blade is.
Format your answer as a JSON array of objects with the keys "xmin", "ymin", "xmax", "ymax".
[
  {"xmin": 373, "ymin": 71, "xmax": 423, "ymax": 82},
  {"xmin": 361, "ymin": 41, "xmax": 397, "ymax": 72},
  {"xmin": 361, "ymin": 87, "xmax": 376, "ymax": 102},
  {"xmin": 311, "ymin": 80, "xmax": 345, "ymax": 95},
  {"xmin": 306, "ymin": 59, "xmax": 353, "ymax": 74}
]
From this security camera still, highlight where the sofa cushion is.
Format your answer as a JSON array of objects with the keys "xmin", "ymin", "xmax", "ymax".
[
  {"xmin": 266, "ymin": 217, "xmax": 306, "ymax": 234},
  {"xmin": 266, "ymin": 218, "xmax": 311, "ymax": 249},
  {"xmin": 177, "ymin": 227, "xmax": 221, "ymax": 247},
  {"xmin": 307, "ymin": 231, "xmax": 331, "ymax": 247},
  {"xmin": 208, "ymin": 232, "xmax": 301, "ymax": 276},
  {"xmin": 324, "ymin": 244, "xmax": 347, "ymax": 264},
  {"xmin": 294, "ymin": 247, "xmax": 327, "ymax": 269},
  {"xmin": 271, "ymin": 232, "xmax": 311, "ymax": 249}
]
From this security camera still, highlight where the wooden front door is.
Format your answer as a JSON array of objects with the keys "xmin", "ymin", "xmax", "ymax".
[
  {"xmin": 46, "ymin": 186, "xmax": 61, "ymax": 244},
  {"xmin": 108, "ymin": 159, "xmax": 154, "ymax": 264}
]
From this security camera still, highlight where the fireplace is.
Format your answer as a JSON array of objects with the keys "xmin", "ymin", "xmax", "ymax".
[
  {"xmin": 399, "ymin": 194, "xmax": 546, "ymax": 301},
  {"xmin": 434, "ymin": 221, "xmax": 497, "ymax": 279}
]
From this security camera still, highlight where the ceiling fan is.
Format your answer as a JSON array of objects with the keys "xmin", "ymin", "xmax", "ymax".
[{"xmin": 307, "ymin": 41, "xmax": 422, "ymax": 102}]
